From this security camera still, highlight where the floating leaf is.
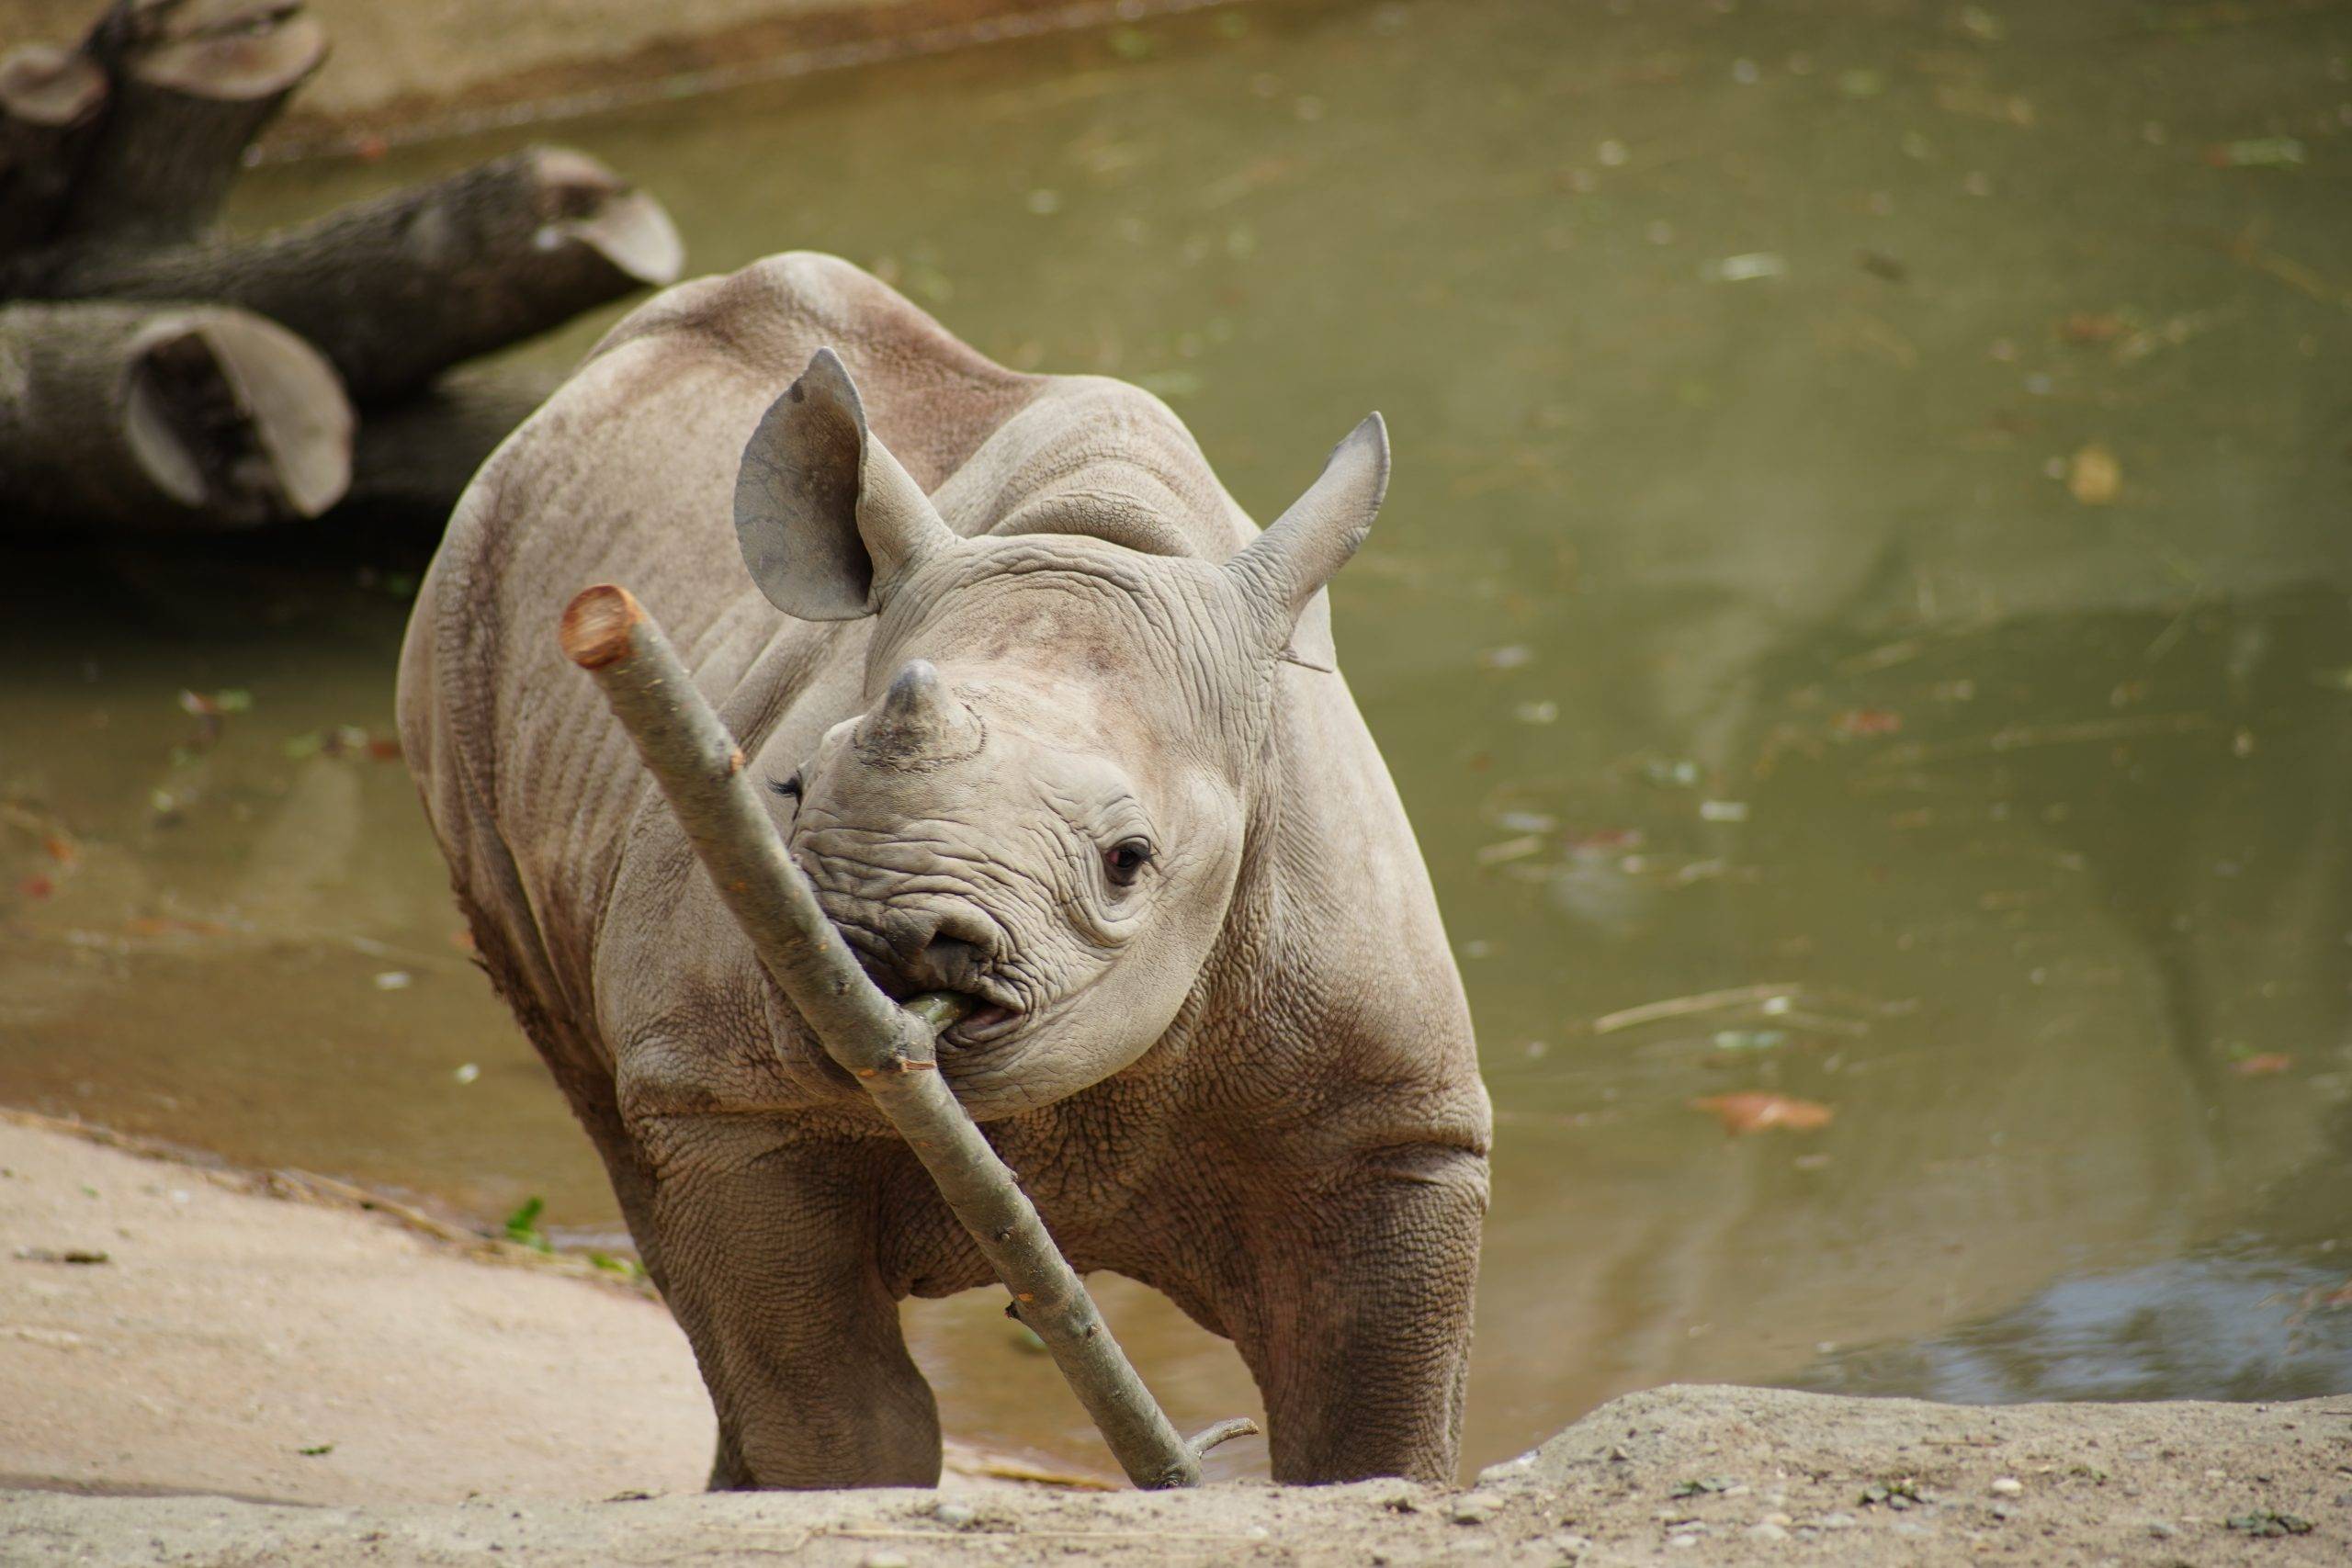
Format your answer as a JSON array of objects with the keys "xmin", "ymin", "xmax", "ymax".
[
  {"xmin": 2203, "ymin": 138, "xmax": 2305, "ymax": 168},
  {"xmin": 2057, "ymin": 310, "xmax": 2127, "ymax": 345},
  {"xmin": 1835, "ymin": 708, "xmax": 1904, "ymax": 737},
  {"xmin": 2232, "ymin": 1053, "xmax": 2292, "ymax": 1077},
  {"xmin": 1701, "ymin": 252, "xmax": 1787, "ymax": 283},
  {"xmin": 2066, "ymin": 444, "xmax": 2121, "ymax": 505},
  {"xmin": 1691, "ymin": 1092, "xmax": 1835, "ymax": 1134}
]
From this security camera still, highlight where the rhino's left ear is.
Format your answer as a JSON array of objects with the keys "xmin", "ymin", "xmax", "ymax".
[
  {"xmin": 1225, "ymin": 412, "xmax": 1388, "ymax": 672},
  {"xmin": 733, "ymin": 347, "xmax": 958, "ymax": 620}
]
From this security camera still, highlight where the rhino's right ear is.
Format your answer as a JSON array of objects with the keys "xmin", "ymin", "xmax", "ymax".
[{"xmin": 733, "ymin": 347, "xmax": 958, "ymax": 620}]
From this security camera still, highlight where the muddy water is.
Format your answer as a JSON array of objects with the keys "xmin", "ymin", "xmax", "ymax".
[{"xmin": 7, "ymin": 0, "xmax": 2352, "ymax": 1481}]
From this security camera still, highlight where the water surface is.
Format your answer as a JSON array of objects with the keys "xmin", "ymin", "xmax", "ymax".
[{"xmin": 6, "ymin": 0, "xmax": 2351, "ymax": 1479}]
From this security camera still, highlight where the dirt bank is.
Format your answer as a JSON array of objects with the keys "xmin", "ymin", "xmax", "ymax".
[
  {"xmin": 4, "ymin": 1115, "xmax": 2346, "ymax": 1564},
  {"xmin": 0, "ymin": 1114, "xmax": 1048, "ymax": 1505},
  {"xmin": 0, "ymin": 0, "xmax": 1256, "ymax": 152}
]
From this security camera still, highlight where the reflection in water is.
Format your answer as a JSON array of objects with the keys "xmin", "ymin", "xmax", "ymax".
[{"xmin": 5, "ymin": 0, "xmax": 2349, "ymax": 1479}]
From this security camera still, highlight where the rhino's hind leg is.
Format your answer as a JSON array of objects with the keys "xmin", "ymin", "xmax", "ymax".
[
  {"xmin": 1225, "ymin": 1142, "xmax": 1487, "ymax": 1484},
  {"xmin": 634, "ymin": 1117, "xmax": 942, "ymax": 1489}
]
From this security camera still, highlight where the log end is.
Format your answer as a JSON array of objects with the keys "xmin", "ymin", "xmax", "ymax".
[
  {"xmin": 133, "ymin": 9, "xmax": 329, "ymax": 101},
  {"xmin": 531, "ymin": 146, "xmax": 685, "ymax": 287},
  {"xmin": 0, "ymin": 43, "xmax": 107, "ymax": 127},
  {"xmin": 560, "ymin": 584, "xmax": 644, "ymax": 670},
  {"xmin": 123, "ymin": 307, "xmax": 354, "ymax": 525}
]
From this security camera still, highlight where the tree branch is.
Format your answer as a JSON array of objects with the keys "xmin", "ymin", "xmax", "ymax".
[{"xmin": 558, "ymin": 583, "xmax": 1255, "ymax": 1490}]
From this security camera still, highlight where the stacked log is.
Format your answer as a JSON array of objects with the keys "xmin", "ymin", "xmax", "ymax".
[{"xmin": 0, "ymin": 0, "xmax": 683, "ymax": 533}]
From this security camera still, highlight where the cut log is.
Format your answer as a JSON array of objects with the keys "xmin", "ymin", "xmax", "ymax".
[
  {"xmin": 344, "ymin": 367, "xmax": 553, "ymax": 519},
  {"xmin": 55, "ymin": 0, "xmax": 327, "ymax": 250},
  {"xmin": 0, "ymin": 299, "xmax": 352, "ymax": 530},
  {"xmin": 0, "ymin": 43, "xmax": 109, "ymax": 252},
  {"xmin": 31, "ymin": 147, "xmax": 684, "ymax": 401}
]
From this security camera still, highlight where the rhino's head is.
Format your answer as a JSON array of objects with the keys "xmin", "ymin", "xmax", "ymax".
[{"xmin": 733, "ymin": 349, "xmax": 1385, "ymax": 1117}]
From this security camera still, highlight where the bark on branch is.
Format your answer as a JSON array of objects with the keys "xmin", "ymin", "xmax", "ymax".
[
  {"xmin": 559, "ymin": 584, "xmax": 1258, "ymax": 1491},
  {"xmin": 24, "ymin": 147, "xmax": 684, "ymax": 401},
  {"xmin": 0, "ymin": 299, "xmax": 352, "ymax": 530}
]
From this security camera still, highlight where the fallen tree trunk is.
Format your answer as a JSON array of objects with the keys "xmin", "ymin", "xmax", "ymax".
[
  {"xmin": 24, "ymin": 147, "xmax": 684, "ymax": 401},
  {"xmin": 0, "ymin": 299, "xmax": 352, "ymax": 529},
  {"xmin": 54, "ymin": 0, "xmax": 327, "ymax": 251},
  {"xmin": 0, "ymin": 44, "xmax": 109, "ymax": 252},
  {"xmin": 559, "ymin": 584, "xmax": 1257, "ymax": 1491},
  {"xmin": 345, "ymin": 367, "xmax": 550, "ymax": 517}
]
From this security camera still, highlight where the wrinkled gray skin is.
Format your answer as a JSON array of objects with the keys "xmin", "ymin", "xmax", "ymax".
[{"xmin": 396, "ymin": 254, "xmax": 1489, "ymax": 1489}]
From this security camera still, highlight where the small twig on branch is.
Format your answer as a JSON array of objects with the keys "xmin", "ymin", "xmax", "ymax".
[
  {"xmin": 0, "ymin": 299, "xmax": 352, "ymax": 530},
  {"xmin": 559, "ymin": 583, "xmax": 1255, "ymax": 1490}
]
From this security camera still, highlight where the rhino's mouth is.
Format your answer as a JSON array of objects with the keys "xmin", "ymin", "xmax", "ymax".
[{"xmin": 943, "ymin": 998, "xmax": 1023, "ymax": 1048}]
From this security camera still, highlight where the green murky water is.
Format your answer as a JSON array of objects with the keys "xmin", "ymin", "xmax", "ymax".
[{"xmin": 7, "ymin": 0, "xmax": 2352, "ymax": 1483}]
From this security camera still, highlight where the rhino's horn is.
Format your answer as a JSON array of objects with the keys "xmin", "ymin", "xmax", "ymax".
[{"xmin": 856, "ymin": 660, "xmax": 983, "ymax": 764}]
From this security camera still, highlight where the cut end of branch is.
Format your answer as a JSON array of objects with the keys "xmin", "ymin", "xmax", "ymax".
[
  {"xmin": 0, "ymin": 44, "xmax": 107, "ymax": 127},
  {"xmin": 122, "ymin": 307, "xmax": 353, "ymax": 525},
  {"xmin": 529, "ymin": 145, "xmax": 685, "ymax": 286},
  {"xmin": 131, "ymin": 6, "xmax": 328, "ymax": 100},
  {"xmin": 560, "ymin": 584, "xmax": 644, "ymax": 669}
]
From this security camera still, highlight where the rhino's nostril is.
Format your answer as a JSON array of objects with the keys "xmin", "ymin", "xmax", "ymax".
[{"xmin": 865, "ymin": 903, "xmax": 1001, "ymax": 997}]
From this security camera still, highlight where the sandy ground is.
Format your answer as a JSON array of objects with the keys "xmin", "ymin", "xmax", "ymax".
[{"xmin": 5, "ymin": 1114, "xmax": 2347, "ymax": 1565}]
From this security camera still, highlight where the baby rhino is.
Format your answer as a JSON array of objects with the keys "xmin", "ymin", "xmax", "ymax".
[{"xmin": 397, "ymin": 253, "xmax": 1489, "ymax": 1489}]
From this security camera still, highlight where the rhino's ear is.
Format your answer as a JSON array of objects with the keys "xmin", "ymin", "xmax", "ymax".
[
  {"xmin": 1225, "ymin": 412, "xmax": 1387, "ymax": 671},
  {"xmin": 733, "ymin": 347, "xmax": 958, "ymax": 620}
]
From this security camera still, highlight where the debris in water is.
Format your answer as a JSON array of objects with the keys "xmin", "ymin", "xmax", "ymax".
[
  {"xmin": 2203, "ymin": 138, "xmax": 2305, "ymax": 168},
  {"xmin": 1691, "ymin": 1093, "xmax": 1836, "ymax": 1134},
  {"xmin": 1699, "ymin": 799, "xmax": 1749, "ymax": 822},
  {"xmin": 2232, "ymin": 1054, "xmax": 2292, "ymax": 1077},
  {"xmin": 1835, "ymin": 708, "xmax": 1904, "ymax": 737},
  {"xmin": 1702, "ymin": 252, "xmax": 1788, "ymax": 283},
  {"xmin": 372, "ymin": 971, "xmax": 413, "ymax": 991},
  {"xmin": 2067, "ymin": 444, "xmax": 2122, "ymax": 505},
  {"xmin": 1857, "ymin": 250, "xmax": 1907, "ymax": 283},
  {"xmin": 1476, "ymin": 836, "xmax": 1546, "ymax": 867},
  {"xmin": 453, "ymin": 1063, "xmax": 481, "ymax": 1085}
]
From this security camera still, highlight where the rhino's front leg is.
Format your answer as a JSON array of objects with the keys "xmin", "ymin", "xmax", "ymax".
[
  {"xmin": 634, "ymin": 1115, "xmax": 941, "ymax": 1489},
  {"xmin": 1227, "ymin": 1143, "xmax": 1488, "ymax": 1484}
]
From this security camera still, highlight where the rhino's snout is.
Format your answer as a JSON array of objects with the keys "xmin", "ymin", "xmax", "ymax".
[{"xmin": 833, "ymin": 897, "xmax": 1023, "ymax": 1040}]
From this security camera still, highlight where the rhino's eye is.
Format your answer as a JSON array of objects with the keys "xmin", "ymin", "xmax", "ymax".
[
  {"xmin": 769, "ymin": 772, "xmax": 803, "ymax": 803},
  {"xmin": 1104, "ymin": 838, "xmax": 1154, "ymax": 888}
]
